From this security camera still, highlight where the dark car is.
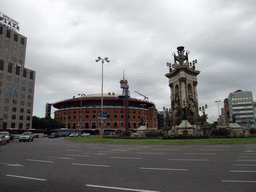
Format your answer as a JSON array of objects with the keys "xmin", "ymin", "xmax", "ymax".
[{"xmin": 48, "ymin": 133, "xmax": 59, "ymax": 138}]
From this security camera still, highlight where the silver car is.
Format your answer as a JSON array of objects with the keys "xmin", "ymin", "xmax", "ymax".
[
  {"xmin": 19, "ymin": 132, "xmax": 34, "ymax": 142},
  {"xmin": 0, "ymin": 135, "xmax": 6, "ymax": 145},
  {"xmin": 0, "ymin": 132, "xmax": 11, "ymax": 143}
]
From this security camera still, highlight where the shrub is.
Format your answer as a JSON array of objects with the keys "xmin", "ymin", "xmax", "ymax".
[
  {"xmin": 145, "ymin": 131, "xmax": 159, "ymax": 138},
  {"xmin": 249, "ymin": 128, "xmax": 256, "ymax": 135},
  {"xmin": 162, "ymin": 135, "xmax": 209, "ymax": 139},
  {"xmin": 121, "ymin": 130, "xmax": 131, "ymax": 137},
  {"xmin": 211, "ymin": 128, "xmax": 230, "ymax": 136}
]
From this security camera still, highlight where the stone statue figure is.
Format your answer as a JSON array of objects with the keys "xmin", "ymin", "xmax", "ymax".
[{"xmin": 172, "ymin": 46, "xmax": 189, "ymax": 65}]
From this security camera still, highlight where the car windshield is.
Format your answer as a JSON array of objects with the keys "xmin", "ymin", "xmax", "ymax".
[{"xmin": 22, "ymin": 132, "xmax": 31, "ymax": 135}]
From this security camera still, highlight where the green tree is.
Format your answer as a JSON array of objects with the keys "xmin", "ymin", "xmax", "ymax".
[
  {"xmin": 249, "ymin": 128, "xmax": 256, "ymax": 135},
  {"xmin": 32, "ymin": 116, "xmax": 65, "ymax": 131}
]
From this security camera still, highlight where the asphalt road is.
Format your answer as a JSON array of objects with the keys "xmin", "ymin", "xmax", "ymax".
[{"xmin": 0, "ymin": 137, "xmax": 256, "ymax": 192}]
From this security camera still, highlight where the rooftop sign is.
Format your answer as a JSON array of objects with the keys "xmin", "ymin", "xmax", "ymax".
[{"xmin": 0, "ymin": 12, "xmax": 19, "ymax": 31}]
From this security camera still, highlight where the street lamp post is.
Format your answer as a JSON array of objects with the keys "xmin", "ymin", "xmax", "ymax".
[
  {"xmin": 215, "ymin": 100, "xmax": 221, "ymax": 124},
  {"xmin": 78, "ymin": 94, "xmax": 85, "ymax": 133},
  {"xmin": 96, "ymin": 57, "xmax": 110, "ymax": 141}
]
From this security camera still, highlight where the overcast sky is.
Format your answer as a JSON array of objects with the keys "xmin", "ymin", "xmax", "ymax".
[{"xmin": 2, "ymin": 0, "xmax": 256, "ymax": 122}]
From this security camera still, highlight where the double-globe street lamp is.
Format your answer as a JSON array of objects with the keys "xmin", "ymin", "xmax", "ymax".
[{"xmin": 96, "ymin": 57, "xmax": 110, "ymax": 141}]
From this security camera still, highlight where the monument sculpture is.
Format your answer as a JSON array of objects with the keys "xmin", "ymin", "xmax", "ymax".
[{"xmin": 165, "ymin": 46, "xmax": 206, "ymax": 135}]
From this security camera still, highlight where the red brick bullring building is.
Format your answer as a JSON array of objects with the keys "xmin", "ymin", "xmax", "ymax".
[{"xmin": 53, "ymin": 93, "xmax": 158, "ymax": 133}]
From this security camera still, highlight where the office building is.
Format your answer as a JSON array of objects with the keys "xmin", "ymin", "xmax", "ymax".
[
  {"xmin": 228, "ymin": 90, "xmax": 255, "ymax": 128},
  {"xmin": 0, "ymin": 13, "xmax": 36, "ymax": 129}
]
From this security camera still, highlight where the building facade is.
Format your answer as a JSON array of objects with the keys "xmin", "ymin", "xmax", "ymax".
[
  {"xmin": 0, "ymin": 14, "xmax": 36, "ymax": 129},
  {"xmin": 228, "ymin": 90, "xmax": 255, "ymax": 128},
  {"xmin": 53, "ymin": 93, "xmax": 158, "ymax": 131}
]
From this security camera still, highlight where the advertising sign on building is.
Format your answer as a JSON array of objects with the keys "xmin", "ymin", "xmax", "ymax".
[{"xmin": 0, "ymin": 12, "xmax": 19, "ymax": 31}]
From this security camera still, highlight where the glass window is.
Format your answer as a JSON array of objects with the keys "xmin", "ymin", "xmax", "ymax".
[
  {"xmin": 4, "ymin": 106, "xmax": 8, "ymax": 111},
  {"xmin": 16, "ymin": 65, "xmax": 20, "ymax": 75},
  {"xmin": 11, "ymin": 123, "xmax": 15, "ymax": 128},
  {"xmin": 12, "ymin": 115, "xmax": 16, "ymax": 120},
  {"xmin": 20, "ymin": 108, "xmax": 24, "ymax": 113},
  {"xmin": 21, "ymin": 37, "xmax": 25, "ymax": 45},
  {"xmin": 30, "ymin": 71, "xmax": 33, "ymax": 79},
  {"xmin": 23, "ymin": 69, "xmax": 27, "ymax": 77},
  {"xmin": 6, "ymin": 30, "xmax": 11, "ymax": 38},
  {"xmin": 0, "ymin": 60, "xmax": 4, "ymax": 70},
  {"xmin": 14, "ymin": 34, "xmax": 18, "ymax": 42},
  {"xmin": 8, "ymin": 63, "xmax": 12, "ymax": 73},
  {"xmin": 12, "ymin": 107, "xmax": 17, "ymax": 112},
  {"xmin": 5, "ymin": 98, "xmax": 9, "ymax": 103},
  {"xmin": 3, "ymin": 114, "xmax": 8, "ymax": 119},
  {"xmin": 0, "ymin": 26, "xmax": 3, "ymax": 34}
]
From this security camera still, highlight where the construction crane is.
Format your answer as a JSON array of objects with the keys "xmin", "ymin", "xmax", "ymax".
[{"xmin": 134, "ymin": 91, "xmax": 148, "ymax": 100}]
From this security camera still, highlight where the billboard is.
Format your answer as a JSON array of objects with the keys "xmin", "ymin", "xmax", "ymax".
[{"xmin": 0, "ymin": 12, "xmax": 19, "ymax": 31}]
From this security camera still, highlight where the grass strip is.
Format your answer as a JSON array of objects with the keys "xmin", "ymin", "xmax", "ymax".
[{"xmin": 66, "ymin": 136, "xmax": 256, "ymax": 145}]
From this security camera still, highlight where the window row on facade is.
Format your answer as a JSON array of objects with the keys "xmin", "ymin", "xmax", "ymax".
[
  {"xmin": 0, "ymin": 26, "xmax": 25, "ymax": 45},
  {"xmin": 2, "ymin": 122, "xmax": 30, "ymax": 129},
  {"xmin": 57, "ymin": 114, "xmax": 148, "ymax": 121},
  {"xmin": 60, "ymin": 109, "xmax": 148, "ymax": 115},
  {"xmin": 3, "ymin": 114, "xmax": 31, "ymax": 121},
  {"xmin": 231, "ymin": 97, "xmax": 252, "ymax": 101},
  {"xmin": 0, "ymin": 60, "xmax": 34, "ymax": 79}
]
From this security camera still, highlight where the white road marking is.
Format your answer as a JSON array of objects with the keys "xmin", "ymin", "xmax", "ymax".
[
  {"xmin": 6, "ymin": 174, "xmax": 47, "ymax": 181},
  {"xmin": 110, "ymin": 157, "xmax": 142, "ymax": 160},
  {"xmin": 169, "ymin": 159, "xmax": 210, "ymax": 161},
  {"xmin": 241, "ymin": 153, "xmax": 256, "ymax": 156},
  {"xmin": 66, "ymin": 149, "xmax": 82, "ymax": 152},
  {"xmin": 222, "ymin": 180, "xmax": 256, "ymax": 183},
  {"xmin": 0, "ymin": 162, "xmax": 23, "ymax": 167},
  {"xmin": 185, "ymin": 153, "xmax": 216, "ymax": 155},
  {"xmin": 230, "ymin": 170, "xmax": 256, "ymax": 173},
  {"xmin": 238, "ymin": 156, "xmax": 256, "ymax": 158},
  {"xmin": 137, "ymin": 152, "xmax": 164, "ymax": 155},
  {"xmin": 233, "ymin": 164, "xmax": 256, "ymax": 166},
  {"xmin": 86, "ymin": 184, "xmax": 160, "ymax": 192},
  {"xmin": 140, "ymin": 167, "xmax": 188, "ymax": 171},
  {"xmin": 72, "ymin": 163, "xmax": 111, "ymax": 168},
  {"xmin": 153, "ymin": 149, "xmax": 178, "ymax": 151},
  {"xmin": 198, "ymin": 149, "xmax": 223, "ymax": 151},
  {"xmin": 47, "ymin": 156, "xmax": 74, "ymax": 160},
  {"xmin": 66, "ymin": 154, "xmax": 91, "ymax": 157},
  {"xmin": 236, "ymin": 159, "xmax": 256, "ymax": 162},
  {"xmin": 26, "ymin": 159, "xmax": 54, "ymax": 163}
]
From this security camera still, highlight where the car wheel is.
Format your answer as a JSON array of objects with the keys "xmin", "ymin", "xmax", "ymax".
[{"xmin": 19, "ymin": 140, "xmax": 21, "ymax": 142}]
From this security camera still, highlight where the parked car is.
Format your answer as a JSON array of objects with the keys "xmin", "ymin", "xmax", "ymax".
[
  {"xmin": 19, "ymin": 132, "xmax": 34, "ymax": 142},
  {"xmin": 82, "ymin": 133, "xmax": 90, "ymax": 137},
  {"xmin": 48, "ymin": 133, "xmax": 59, "ymax": 138},
  {"xmin": 0, "ymin": 135, "xmax": 6, "ymax": 145},
  {"xmin": 69, "ymin": 132, "xmax": 79, "ymax": 137},
  {"xmin": 0, "ymin": 131, "xmax": 11, "ymax": 143}
]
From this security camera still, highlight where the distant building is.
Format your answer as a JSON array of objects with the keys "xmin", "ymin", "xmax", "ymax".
[
  {"xmin": 53, "ymin": 93, "xmax": 158, "ymax": 132},
  {"xmin": 228, "ymin": 90, "xmax": 255, "ymax": 128},
  {"xmin": 0, "ymin": 14, "xmax": 36, "ymax": 129}
]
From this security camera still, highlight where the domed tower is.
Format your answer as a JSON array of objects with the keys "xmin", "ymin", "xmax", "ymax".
[{"xmin": 165, "ymin": 46, "xmax": 200, "ymax": 127}]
